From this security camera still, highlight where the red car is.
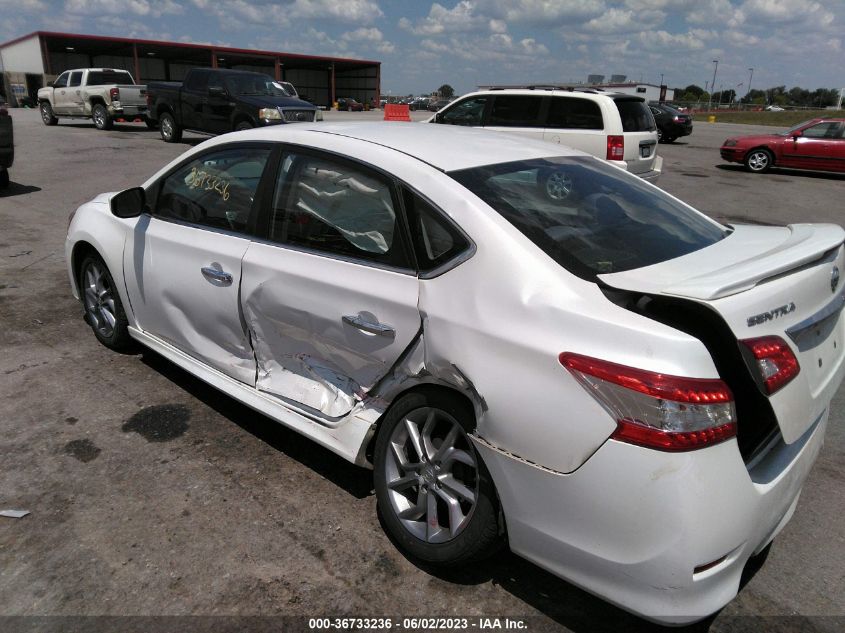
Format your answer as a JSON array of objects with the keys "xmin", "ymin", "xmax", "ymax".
[{"xmin": 720, "ymin": 117, "xmax": 845, "ymax": 173}]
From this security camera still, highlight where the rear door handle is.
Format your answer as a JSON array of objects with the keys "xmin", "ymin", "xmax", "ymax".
[
  {"xmin": 342, "ymin": 314, "xmax": 395, "ymax": 338},
  {"xmin": 201, "ymin": 266, "xmax": 233, "ymax": 286}
]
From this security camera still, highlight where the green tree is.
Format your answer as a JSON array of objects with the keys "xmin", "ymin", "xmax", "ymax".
[
  {"xmin": 682, "ymin": 84, "xmax": 705, "ymax": 99},
  {"xmin": 437, "ymin": 84, "xmax": 455, "ymax": 99}
]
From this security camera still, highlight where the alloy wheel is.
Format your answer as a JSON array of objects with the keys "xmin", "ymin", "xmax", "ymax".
[
  {"xmin": 545, "ymin": 172, "xmax": 574, "ymax": 200},
  {"xmin": 384, "ymin": 406, "xmax": 479, "ymax": 544},
  {"xmin": 161, "ymin": 116, "xmax": 173, "ymax": 141},
  {"xmin": 747, "ymin": 150, "xmax": 770, "ymax": 172},
  {"xmin": 82, "ymin": 261, "xmax": 117, "ymax": 338}
]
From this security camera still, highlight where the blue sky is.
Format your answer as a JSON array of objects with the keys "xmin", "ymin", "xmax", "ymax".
[{"xmin": 2, "ymin": 1, "xmax": 843, "ymax": 95}]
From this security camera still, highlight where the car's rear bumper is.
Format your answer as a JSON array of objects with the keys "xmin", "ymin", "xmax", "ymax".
[
  {"xmin": 636, "ymin": 154, "xmax": 663, "ymax": 182},
  {"xmin": 109, "ymin": 104, "xmax": 148, "ymax": 117},
  {"xmin": 474, "ymin": 407, "xmax": 828, "ymax": 624}
]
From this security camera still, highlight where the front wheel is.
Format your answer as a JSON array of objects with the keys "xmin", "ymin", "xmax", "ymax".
[
  {"xmin": 79, "ymin": 255, "xmax": 132, "ymax": 351},
  {"xmin": 40, "ymin": 101, "xmax": 58, "ymax": 126},
  {"xmin": 745, "ymin": 148, "xmax": 773, "ymax": 173},
  {"xmin": 92, "ymin": 103, "xmax": 113, "ymax": 130},
  {"xmin": 159, "ymin": 112, "xmax": 182, "ymax": 143},
  {"xmin": 373, "ymin": 390, "xmax": 501, "ymax": 565},
  {"xmin": 234, "ymin": 120, "xmax": 254, "ymax": 131}
]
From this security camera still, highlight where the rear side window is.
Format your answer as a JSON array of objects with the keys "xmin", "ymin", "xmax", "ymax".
[
  {"xmin": 547, "ymin": 97, "xmax": 603, "ymax": 130},
  {"xmin": 87, "ymin": 71, "xmax": 134, "ymax": 85},
  {"xmin": 488, "ymin": 95, "xmax": 543, "ymax": 127},
  {"xmin": 156, "ymin": 146, "xmax": 271, "ymax": 233},
  {"xmin": 449, "ymin": 157, "xmax": 726, "ymax": 280},
  {"xmin": 402, "ymin": 188, "xmax": 469, "ymax": 272},
  {"xmin": 438, "ymin": 96, "xmax": 488, "ymax": 126},
  {"xmin": 269, "ymin": 152, "xmax": 410, "ymax": 268},
  {"xmin": 614, "ymin": 99, "xmax": 655, "ymax": 132}
]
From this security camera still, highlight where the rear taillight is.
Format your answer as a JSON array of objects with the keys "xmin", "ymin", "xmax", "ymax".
[
  {"xmin": 740, "ymin": 336, "xmax": 800, "ymax": 395},
  {"xmin": 606, "ymin": 135, "xmax": 624, "ymax": 160},
  {"xmin": 673, "ymin": 115, "xmax": 681, "ymax": 122},
  {"xmin": 110, "ymin": 87, "xmax": 120, "ymax": 101},
  {"xmin": 560, "ymin": 353, "xmax": 736, "ymax": 452}
]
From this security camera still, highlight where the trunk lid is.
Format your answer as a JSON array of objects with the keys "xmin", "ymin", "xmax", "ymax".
[
  {"xmin": 612, "ymin": 97, "xmax": 658, "ymax": 176},
  {"xmin": 600, "ymin": 223, "xmax": 845, "ymax": 444},
  {"xmin": 113, "ymin": 84, "xmax": 147, "ymax": 106}
]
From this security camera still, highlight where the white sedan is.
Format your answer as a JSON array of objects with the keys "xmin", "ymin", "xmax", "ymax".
[{"xmin": 66, "ymin": 122, "xmax": 845, "ymax": 623}]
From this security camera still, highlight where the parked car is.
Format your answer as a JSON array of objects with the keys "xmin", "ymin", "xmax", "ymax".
[
  {"xmin": 427, "ymin": 99, "xmax": 451, "ymax": 112},
  {"xmin": 720, "ymin": 118, "xmax": 845, "ymax": 173},
  {"xmin": 66, "ymin": 122, "xmax": 844, "ymax": 624},
  {"xmin": 0, "ymin": 102, "xmax": 12, "ymax": 189},
  {"xmin": 409, "ymin": 98, "xmax": 431, "ymax": 111},
  {"xmin": 147, "ymin": 68, "xmax": 320, "ymax": 143},
  {"xmin": 766, "ymin": 105, "xmax": 786, "ymax": 112},
  {"xmin": 37, "ymin": 68, "xmax": 149, "ymax": 130},
  {"xmin": 429, "ymin": 88, "xmax": 662, "ymax": 182},
  {"xmin": 336, "ymin": 97, "xmax": 364, "ymax": 112},
  {"xmin": 649, "ymin": 101, "xmax": 693, "ymax": 143}
]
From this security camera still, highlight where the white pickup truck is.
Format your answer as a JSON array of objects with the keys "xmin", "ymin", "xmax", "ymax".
[{"xmin": 37, "ymin": 68, "xmax": 150, "ymax": 130}]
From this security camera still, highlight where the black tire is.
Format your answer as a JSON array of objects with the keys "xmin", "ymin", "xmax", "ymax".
[
  {"xmin": 0, "ymin": 168, "xmax": 9, "ymax": 190},
  {"xmin": 234, "ymin": 120, "xmax": 254, "ymax": 131},
  {"xmin": 78, "ymin": 254, "xmax": 133, "ymax": 351},
  {"xmin": 657, "ymin": 128, "xmax": 665, "ymax": 143},
  {"xmin": 745, "ymin": 148, "xmax": 773, "ymax": 173},
  {"xmin": 40, "ymin": 101, "xmax": 58, "ymax": 126},
  {"xmin": 159, "ymin": 112, "xmax": 182, "ymax": 143},
  {"xmin": 664, "ymin": 135, "xmax": 676, "ymax": 143},
  {"xmin": 374, "ymin": 390, "xmax": 502, "ymax": 565},
  {"xmin": 145, "ymin": 119, "xmax": 158, "ymax": 130},
  {"xmin": 92, "ymin": 103, "xmax": 113, "ymax": 130}
]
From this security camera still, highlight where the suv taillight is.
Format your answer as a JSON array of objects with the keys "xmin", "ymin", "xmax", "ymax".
[
  {"xmin": 740, "ymin": 336, "xmax": 800, "ymax": 395},
  {"xmin": 606, "ymin": 135, "xmax": 624, "ymax": 160},
  {"xmin": 110, "ymin": 87, "xmax": 120, "ymax": 101},
  {"xmin": 560, "ymin": 353, "xmax": 736, "ymax": 452}
]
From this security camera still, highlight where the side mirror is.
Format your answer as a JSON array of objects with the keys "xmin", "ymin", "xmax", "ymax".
[
  {"xmin": 110, "ymin": 187, "xmax": 147, "ymax": 218},
  {"xmin": 208, "ymin": 86, "xmax": 227, "ymax": 98}
]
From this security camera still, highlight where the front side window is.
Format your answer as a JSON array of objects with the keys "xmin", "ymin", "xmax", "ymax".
[
  {"xmin": 156, "ymin": 146, "xmax": 271, "ymax": 233},
  {"xmin": 225, "ymin": 74, "xmax": 288, "ymax": 97},
  {"xmin": 438, "ymin": 96, "xmax": 488, "ymax": 126},
  {"xmin": 801, "ymin": 122, "xmax": 842, "ymax": 139},
  {"xmin": 68, "ymin": 72, "xmax": 83, "ymax": 87},
  {"xmin": 488, "ymin": 95, "xmax": 543, "ymax": 127},
  {"xmin": 449, "ymin": 157, "xmax": 727, "ymax": 280},
  {"xmin": 53, "ymin": 72, "xmax": 69, "ymax": 89},
  {"xmin": 270, "ymin": 152, "xmax": 409, "ymax": 268},
  {"xmin": 547, "ymin": 97, "xmax": 603, "ymax": 130}
]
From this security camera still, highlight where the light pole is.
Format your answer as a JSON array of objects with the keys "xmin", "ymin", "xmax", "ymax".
[
  {"xmin": 746, "ymin": 67, "xmax": 754, "ymax": 102},
  {"xmin": 708, "ymin": 59, "xmax": 719, "ymax": 111}
]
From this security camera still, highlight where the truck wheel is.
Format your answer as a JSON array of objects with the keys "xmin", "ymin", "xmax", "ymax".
[
  {"xmin": 40, "ymin": 101, "xmax": 58, "ymax": 126},
  {"xmin": 159, "ymin": 112, "xmax": 182, "ymax": 143},
  {"xmin": 235, "ymin": 120, "xmax": 254, "ymax": 131},
  {"xmin": 92, "ymin": 103, "xmax": 113, "ymax": 130},
  {"xmin": 0, "ymin": 168, "xmax": 9, "ymax": 190}
]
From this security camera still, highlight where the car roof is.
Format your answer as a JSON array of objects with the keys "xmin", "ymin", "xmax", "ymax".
[
  {"xmin": 464, "ymin": 88, "xmax": 640, "ymax": 101},
  {"xmin": 225, "ymin": 122, "xmax": 587, "ymax": 172}
]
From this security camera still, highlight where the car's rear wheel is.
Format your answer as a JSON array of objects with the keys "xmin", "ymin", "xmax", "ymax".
[
  {"xmin": 79, "ymin": 255, "xmax": 132, "ymax": 351},
  {"xmin": 374, "ymin": 390, "xmax": 501, "ymax": 565},
  {"xmin": 745, "ymin": 148, "xmax": 773, "ymax": 173},
  {"xmin": 92, "ymin": 103, "xmax": 113, "ymax": 130},
  {"xmin": 40, "ymin": 101, "xmax": 58, "ymax": 126},
  {"xmin": 159, "ymin": 112, "xmax": 182, "ymax": 143}
]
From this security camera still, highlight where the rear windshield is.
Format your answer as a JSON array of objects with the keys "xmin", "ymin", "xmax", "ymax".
[
  {"xmin": 614, "ymin": 98, "xmax": 655, "ymax": 132},
  {"xmin": 87, "ymin": 71, "xmax": 134, "ymax": 85},
  {"xmin": 449, "ymin": 157, "xmax": 727, "ymax": 280}
]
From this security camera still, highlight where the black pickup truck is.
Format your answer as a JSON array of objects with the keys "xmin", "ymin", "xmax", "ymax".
[
  {"xmin": 0, "ymin": 102, "xmax": 13, "ymax": 189},
  {"xmin": 146, "ymin": 68, "xmax": 320, "ymax": 143}
]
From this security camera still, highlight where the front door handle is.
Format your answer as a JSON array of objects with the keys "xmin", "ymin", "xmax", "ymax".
[
  {"xmin": 201, "ymin": 266, "xmax": 233, "ymax": 286},
  {"xmin": 342, "ymin": 314, "xmax": 395, "ymax": 338}
]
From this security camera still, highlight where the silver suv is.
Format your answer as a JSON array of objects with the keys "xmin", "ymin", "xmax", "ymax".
[{"xmin": 429, "ymin": 87, "xmax": 662, "ymax": 182}]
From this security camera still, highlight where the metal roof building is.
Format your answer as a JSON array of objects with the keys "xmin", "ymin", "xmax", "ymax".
[{"xmin": 0, "ymin": 31, "xmax": 381, "ymax": 108}]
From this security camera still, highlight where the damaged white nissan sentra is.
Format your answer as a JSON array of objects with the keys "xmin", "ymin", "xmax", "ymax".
[{"xmin": 66, "ymin": 123, "xmax": 844, "ymax": 623}]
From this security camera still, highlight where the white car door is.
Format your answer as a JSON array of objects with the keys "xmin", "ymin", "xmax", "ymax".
[
  {"xmin": 240, "ymin": 149, "xmax": 421, "ymax": 419},
  {"xmin": 123, "ymin": 144, "xmax": 274, "ymax": 385},
  {"xmin": 542, "ymin": 96, "xmax": 607, "ymax": 159},
  {"xmin": 483, "ymin": 94, "xmax": 547, "ymax": 142},
  {"xmin": 50, "ymin": 72, "xmax": 71, "ymax": 114}
]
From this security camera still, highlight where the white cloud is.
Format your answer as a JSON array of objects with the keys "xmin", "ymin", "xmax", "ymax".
[
  {"xmin": 289, "ymin": 0, "xmax": 382, "ymax": 23},
  {"xmin": 400, "ymin": 2, "xmax": 492, "ymax": 35},
  {"xmin": 583, "ymin": 7, "xmax": 665, "ymax": 33},
  {"xmin": 65, "ymin": 0, "xmax": 183, "ymax": 17},
  {"xmin": 342, "ymin": 27, "xmax": 384, "ymax": 43}
]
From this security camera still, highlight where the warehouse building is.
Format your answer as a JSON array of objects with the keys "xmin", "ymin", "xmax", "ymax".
[{"xmin": 0, "ymin": 31, "xmax": 381, "ymax": 108}]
